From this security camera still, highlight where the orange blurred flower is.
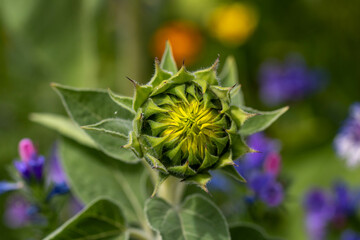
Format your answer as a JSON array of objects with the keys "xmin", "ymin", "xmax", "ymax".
[
  {"xmin": 151, "ymin": 21, "xmax": 203, "ymax": 65},
  {"xmin": 208, "ymin": 3, "xmax": 258, "ymax": 46}
]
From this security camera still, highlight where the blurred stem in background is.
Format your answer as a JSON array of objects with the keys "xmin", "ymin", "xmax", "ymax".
[
  {"xmin": 78, "ymin": 0, "xmax": 101, "ymax": 88},
  {"xmin": 78, "ymin": 0, "xmax": 147, "ymax": 91},
  {"xmin": 115, "ymin": 0, "xmax": 146, "ymax": 95}
]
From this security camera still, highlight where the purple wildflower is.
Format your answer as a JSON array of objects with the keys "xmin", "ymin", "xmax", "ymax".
[
  {"xmin": 28, "ymin": 154, "xmax": 45, "ymax": 181},
  {"xmin": 334, "ymin": 103, "xmax": 360, "ymax": 166},
  {"xmin": 46, "ymin": 143, "xmax": 70, "ymax": 200},
  {"xmin": 47, "ymin": 182, "xmax": 70, "ymax": 201},
  {"xmin": 210, "ymin": 132, "xmax": 285, "ymax": 207},
  {"xmin": 239, "ymin": 132, "xmax": 280, "ymax": 175},
  {"xmin": 341, "ymin": 230, "xmax": 360, "ymax": 240},
  {"xmin": 258, "ymin": 54, "xmax": 324, "ymax": 106},
  {"xmin": 14, "ymin": 138, "xmax": 45, "ymax": 182},
  {"xmin": 304, "ymin": 189, "xmax": 333, "ymax": 217},
  {"xmin": 331, "ymin": 181, "xmax": 359, "ymax": 229},
  {"xmin": 304, "ymin": 189, "xmax": 334, "ymax": 240},
  {"xmin": 248, "ymin": 172, "xmax": 283, "ymax": 206},
  {"xmin": 259, "ymin": 180, "xmax": 283, "ymax": 207},
  {"xmin": 333, "ymin": 182, "xmax": 356, "ymax": 216},
  {"xmin": 47, "ymin": 143, "xmax": 68, "ymax": 185},
  {"xmin": 248, "ymin": 172, "xmax": 273, "ymax": 194},
  {"xmin": 14, "ymin": 161, "xmax": 31, "ymax": 180}
]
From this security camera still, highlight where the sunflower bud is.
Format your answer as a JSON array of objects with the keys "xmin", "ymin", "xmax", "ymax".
[{"xmin": 125, "ymin": 43, "xmax": 256, "ymax": 192}]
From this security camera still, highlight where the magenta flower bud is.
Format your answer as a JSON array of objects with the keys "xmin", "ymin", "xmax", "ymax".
[
  {"xmin": 263, "ymin": 152, "xmax": 281, "ymax": 176},
  {"xmin": 18, "ymin": 138, "xmax": 37, "ymax": 163}
]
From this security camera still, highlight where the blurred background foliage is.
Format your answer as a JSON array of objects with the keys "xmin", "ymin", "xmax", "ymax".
[{"xmin": 0, "ymin": 0, "xmax": 359, "ymax": 239}]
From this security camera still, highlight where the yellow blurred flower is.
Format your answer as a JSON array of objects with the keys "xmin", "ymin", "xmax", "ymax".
[
  {"xmin": 151, "ymin": 21, "xmax": 203, "ymax": 65},
  {"xmin": 208, "ymin": 3, "xmax": 258, "ymax": 46}
]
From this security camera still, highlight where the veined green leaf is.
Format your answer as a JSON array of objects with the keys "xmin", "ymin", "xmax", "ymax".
[
  {"xmin": 44, "ymin": 198, "xmax": 127, "ymax": 240},
  {"xmin": 59, "ymin": 138, "xmax": 150, "ymax": 226},
  {"xmin": 82, "ymin": 118, "xmax": 133, "ymax": 138},
  {"xmin": 145, "ymin": 194, "xmax": 231, "ymax": 240},
  {"xmin": 52, "ymin": 83, "xmax": 134, "ymax": 125},
  {"xmin": 160, "ymin": 41, "xmax": 178, "ymax": 74},
  {"xmin": 81, "ymin": 118, "xmax": 138, "ymax": 163},
  {"xmin": 108, "ymin": 89, "xmax": 134, "ymax": 113},
  {"xmin": 52, "ymin": 83, "xmax": 137, "ymax": 162},
  {"xmin": 29, "ymin": 113, "xmax": 96, "ymax": 148},
  {"xmin": 239, "ymin": 106, "xmax": 289, "ymax": 136}
]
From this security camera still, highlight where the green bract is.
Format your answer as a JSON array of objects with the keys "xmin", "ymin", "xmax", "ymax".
[{"xmin": 125, "ymin": 43, "xmax": 258, "ymax": 192}]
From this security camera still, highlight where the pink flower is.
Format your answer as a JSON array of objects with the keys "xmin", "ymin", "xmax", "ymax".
[
  {"xmin": 18, "ymin": 138, "xmax": 37, "ymax": 163},
  {"xmin": 264, "ymin": 152, "xmax": 281, "ymax": 176}
]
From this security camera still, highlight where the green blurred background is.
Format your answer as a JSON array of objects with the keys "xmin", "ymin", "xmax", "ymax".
[{"xmin": 0, "ymin": 0, "xmax": 359, "ymax": 239}]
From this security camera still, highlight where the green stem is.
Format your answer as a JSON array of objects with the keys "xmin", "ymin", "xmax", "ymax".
[
  {"xmin": 128, "ymin": 228, "xmax": 152, "ymax": 240},
  {"xmin": 157, "ymin": 176, "xmax": 186, "ymax": 206}
]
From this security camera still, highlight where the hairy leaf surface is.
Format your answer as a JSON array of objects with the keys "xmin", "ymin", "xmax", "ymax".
[
  {"xmin": 52, "ymin": 84, "xmax": 137, "ymax": 162},
  {"xmin": 240, "ymin": 106, "xmax": 289, "ymax": 136},
  {"xmin": 44, "ymin": 198, "xmax": 127, "ymax": 240},
  {"xmin": 145, "ymin": 194, "xmax": 230, "ymax": 240},
  {"xmin": 60, "ymin": 138, "xmax": 150, "ymax": 225}
]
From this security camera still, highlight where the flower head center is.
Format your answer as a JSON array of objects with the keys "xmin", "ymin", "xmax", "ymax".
[{"xmin": 158, "ymin": 99, "xmax": 224, "ymax": 161}]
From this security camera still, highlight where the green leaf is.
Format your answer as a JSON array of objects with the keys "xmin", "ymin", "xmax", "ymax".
[
  {"xmin": 108, "ymin": 89, "xmax": 135, "ymax": 113},
  {"xmin": 229, "ymin": 222, "xmax": 281, "ymax": 240},
  {"xmin": 60, "ymin": 138, "xmax": 150, "ymax": 226},
  {"xmin": 82, "ymin": 118, "xmax": 138, "ymax": 163},
  {"xmin": 29, "ymin": 113, "xmax": 96, "ymax": 148},
  {"xmin": 239, "ymin": 106, "xmax": 289, "ymax": 136},
  {"xmin": 160, "ymin": 41, "xmax": 178, "ymax": 74},
  {"xmin": 52, "ymin": 83, "xmax": 134, "ymax": 125},
  {"xmin": 44, "ymin": 198, "xmax": 127, "ymax": 240},
  {"xmin": 82, "ymin": 118, "xmax": 133, "ymax": 138},
  {"xmin": 219, "ymin": 56, "xmax": 244, "ymax": 106},
  {"xmin": 52, "ymin": 83, "xmax": 137, "ymax": 162},
  {"xmin": 145, "ymin": 194, "xmax": 231, "ymax": 240}
]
